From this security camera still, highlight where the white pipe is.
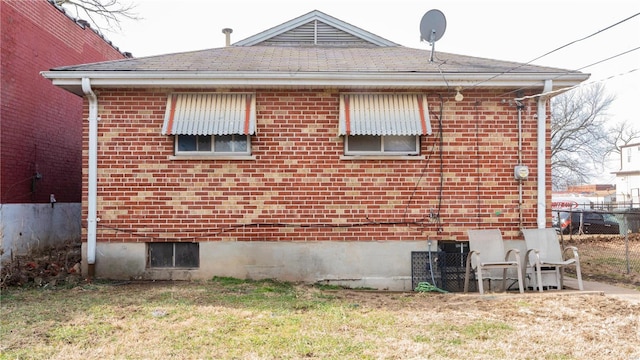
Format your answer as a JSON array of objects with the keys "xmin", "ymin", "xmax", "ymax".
[
  {"xmin": 537, "ymin": 80, "xmax": 553, "ymax": 228},
  {"xmin": 81, "ymin": 78, "xmax": 98, "ymax": 268},
  {"xmin": 517, "ymin": 102, "xmax": 523, "ymax": 229}
]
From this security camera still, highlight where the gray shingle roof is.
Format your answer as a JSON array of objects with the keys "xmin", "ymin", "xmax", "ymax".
[
  {"xmin": 52, "ymin": 45, "xmax": 576, "ymax": 74},
  {"xmin": 42, "ymin": 9, "xmax": 588, "ymax": 95}
]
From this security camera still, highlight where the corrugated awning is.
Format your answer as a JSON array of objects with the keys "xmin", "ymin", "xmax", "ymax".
[
  {"xmin": 162, "ymin": 93, "xmax": 256, "ymax": 135},
  {"xmin": 339, "ymin": 93, "xmax": 432, "ymax": 136}
]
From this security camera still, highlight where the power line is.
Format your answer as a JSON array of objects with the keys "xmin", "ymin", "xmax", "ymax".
[
  {"xmin": 501, "ymin": 46, "xmax": 640, "ymax": 99},
  {"xmin": 462, "ymin": 12, "xmax": 640, "ymax": 90},
  {"xmin": 514, "ymin": 67, "xmax": 639, "ymax": 101},
  {"xmin": 526, "ymin": 12, "xmax": 640, "ymax": 67},
  {"xmin": 574, "ymin": 46, "xmax": 640, "ymax": 72}
]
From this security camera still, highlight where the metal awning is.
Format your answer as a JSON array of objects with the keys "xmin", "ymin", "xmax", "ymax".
[
  {"xmin": 340, "ymin": 93, "xmax": 431, "ymax": 136},
  {"xmin": 161, "ymin": 93, "xmax": 256, "ymax": 135},
  {"xmin": 339, "ymin": 93, "xmax": 432, "ymax": 136}
]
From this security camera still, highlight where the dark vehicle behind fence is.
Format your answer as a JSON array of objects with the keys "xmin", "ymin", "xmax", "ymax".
[{"xmin": 553, "ymin": 210, "xmax": 620, "ymax": 235}]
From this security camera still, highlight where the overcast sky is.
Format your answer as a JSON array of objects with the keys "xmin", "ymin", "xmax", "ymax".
[{"xmin": 99, "ymin": 0, "xmax": 639, "ymax": 182}]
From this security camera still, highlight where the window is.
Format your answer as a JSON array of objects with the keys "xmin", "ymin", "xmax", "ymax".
[
  {"xmin": 583, "ymin": 212, "xmax": 603, "ymax": 222},
  {"xmin": 162, "ymin": 93, "xmax": 256, "ymax": 157},
  {"xmin": 148, "ymin": 242, "xmax": 199, "ymax": 268},
  {"xmin": 339, "ymin": 93, "xmax": 431, "ymax": 156},
  {"xmin": 176, "ymin": 134, "xmax": 249, "ymax": 155},
  {"xmin": 345, "ymin": 135, "xmax": 419, "ymax": 155}
]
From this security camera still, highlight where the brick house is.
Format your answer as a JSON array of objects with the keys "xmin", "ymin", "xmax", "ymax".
[
  {"xmin": 1, "ymin": 0, "xmax": 127, "ymax": 262},
  {"xmin": 42, "ymin": 11, "xmax": 588, "ymax": 290}
]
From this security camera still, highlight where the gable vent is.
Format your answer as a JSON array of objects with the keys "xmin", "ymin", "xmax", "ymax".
[{"xmin": 259, "ymin": 20, "xmax": 377, "ymax": 47}]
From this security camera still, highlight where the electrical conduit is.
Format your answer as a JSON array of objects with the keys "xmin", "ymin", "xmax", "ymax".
[{"xmin": 82, "ymin": 78, "xmax": 98, "ymax": 278}]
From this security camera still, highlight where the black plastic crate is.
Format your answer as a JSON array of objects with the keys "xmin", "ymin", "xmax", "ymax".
[
  {"xmin": 412, "ymin": 242, "xmax": 477, "ymax": 293},
  {"xmin": 438, "ymin": 252, "xmax": 476, "ymax": 292},
  {"xmin": 411, "ymin": 251, "xmax": 442, "ymax": 291}
]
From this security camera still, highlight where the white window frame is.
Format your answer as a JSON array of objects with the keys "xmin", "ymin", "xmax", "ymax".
[
  {"xmin": 344, "ymin": 135, "xmax": 420, "ymax": 156},
  {"xmin": 174, "ymin": 134, "xmax": 251, "ymax": 156}
]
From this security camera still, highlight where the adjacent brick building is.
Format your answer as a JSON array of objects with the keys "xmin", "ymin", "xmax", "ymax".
[
  {"xmin": 42, "ymin": 11, "xmax": 589, "ymax": 290},
  {"xmin": 1, "ymin": 0, "xmax": 127, "ymax": 262}
]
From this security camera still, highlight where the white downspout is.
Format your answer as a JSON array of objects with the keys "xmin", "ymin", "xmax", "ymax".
[
  {"xmin": 81, "ymin": 78, "xmax": 98, "ymax": 278},
  {"xmin": 537, "ymin": 80, "xmax": 553, "ymax": 228}
]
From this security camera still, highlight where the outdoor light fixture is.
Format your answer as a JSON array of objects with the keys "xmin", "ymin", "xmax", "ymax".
[{"xmin": 454, "ymin": 87, "xmax": 464, "ymax": 102}]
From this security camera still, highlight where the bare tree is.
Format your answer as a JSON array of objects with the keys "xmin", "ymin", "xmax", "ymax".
[
  {"xmin": 55, "ymin": 0, "xmax": 138, "ymax": 33},
  {"xmin": 603, "ymin": 119, "xmax": 640, "ymax": 169},
  {"xmin": 550, "ymin": 84, "xmax": 615, "ymax": 190}
]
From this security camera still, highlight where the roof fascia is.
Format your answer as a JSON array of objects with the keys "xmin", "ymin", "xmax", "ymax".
[
  {"xmin": 233, "ymin": 10, "xmax": 398, "ymax": 47},
  {"xmin": 42, "ymin": 71, "xmax": 589, "ymax": 96}
]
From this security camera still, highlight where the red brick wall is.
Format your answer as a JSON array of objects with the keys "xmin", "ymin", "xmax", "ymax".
[
  {"xmin": 86, "ymin": 88, "xmax": 550, "ymax": 243},
  {"xmin": 0, "ymin": 0, "xmax": 126, "ymax": 204}
]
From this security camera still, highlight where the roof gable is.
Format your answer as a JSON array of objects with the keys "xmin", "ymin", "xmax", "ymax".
[
  {"xmin": 42, "ymin": 10, "xmax": 590, "ymax": 95},
  {"xmin": 233, "ymin": 10, "xmax": 398, "ymax": 47}
]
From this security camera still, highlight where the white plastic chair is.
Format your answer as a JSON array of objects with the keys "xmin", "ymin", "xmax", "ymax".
[
  {"xmin": 522, "ymin": 228, "xmax": 584, "ymax": 291},
  {"xmin": 464, "ymin": 229, "xmax": 524, "ymax": 294}
]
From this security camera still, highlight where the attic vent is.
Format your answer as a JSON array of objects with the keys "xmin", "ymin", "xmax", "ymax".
[{"xmin": 261, "ymin": 20, "xmax": 376, "ymax": 47}]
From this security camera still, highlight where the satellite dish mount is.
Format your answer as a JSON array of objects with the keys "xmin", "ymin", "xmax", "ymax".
[{"xmin": 419, "ymin": 9, "xmax": 447, "ymax": 62}]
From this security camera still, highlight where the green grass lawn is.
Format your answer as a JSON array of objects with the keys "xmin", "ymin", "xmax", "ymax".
[{"xmin": 1, "ymin": 277, "xmax": 639, "ymax": 359}]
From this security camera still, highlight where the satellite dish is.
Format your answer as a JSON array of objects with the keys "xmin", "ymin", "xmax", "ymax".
[
  {"xmin": 420, "ymin": 9, "xmax": 446, "ymax": 43},
  {"xmin": 419, "ymin": 9, "xmax": 446, "ymax": 62}
]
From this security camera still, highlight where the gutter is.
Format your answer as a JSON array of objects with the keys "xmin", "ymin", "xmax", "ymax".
[
  {"xmin": 81, "ymin": 78, "xmax": 98, "ymax": 278},
  {"xmin": 537, "ymin": 80, "xmax": 553, "ymax": 229},
  {"xmin": 41, "ymin": 71, "xmax": 589, "ymax": 96}
]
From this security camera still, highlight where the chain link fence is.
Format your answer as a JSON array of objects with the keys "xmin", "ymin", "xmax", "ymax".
[{"xmin": 553, "ymin": 207, "xmax": 640, "ymax": 287}]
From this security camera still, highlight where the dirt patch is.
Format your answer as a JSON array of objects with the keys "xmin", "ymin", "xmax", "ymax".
[{"xmin": 0, "ymin": 241, "xmax": 82, "ymax": 289}]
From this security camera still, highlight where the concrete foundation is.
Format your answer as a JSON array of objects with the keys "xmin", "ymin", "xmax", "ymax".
[
  {"xmin": 82, "ymin": 240, "xmax": 433, "ymax": 291},
  {"xmin": 0, "ymin": 203, "xmax": 81, "ymax": 263}
]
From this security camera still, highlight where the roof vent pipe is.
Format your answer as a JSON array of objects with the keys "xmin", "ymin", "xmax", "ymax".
[{"xmin": 222, "ymin": 28, "xmax": 233, "ymax": 46}]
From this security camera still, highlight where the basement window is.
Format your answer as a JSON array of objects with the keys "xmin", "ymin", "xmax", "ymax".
[{"xmin": 148, "ymin": 242, "xmax": 199, "ymax": 268}]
